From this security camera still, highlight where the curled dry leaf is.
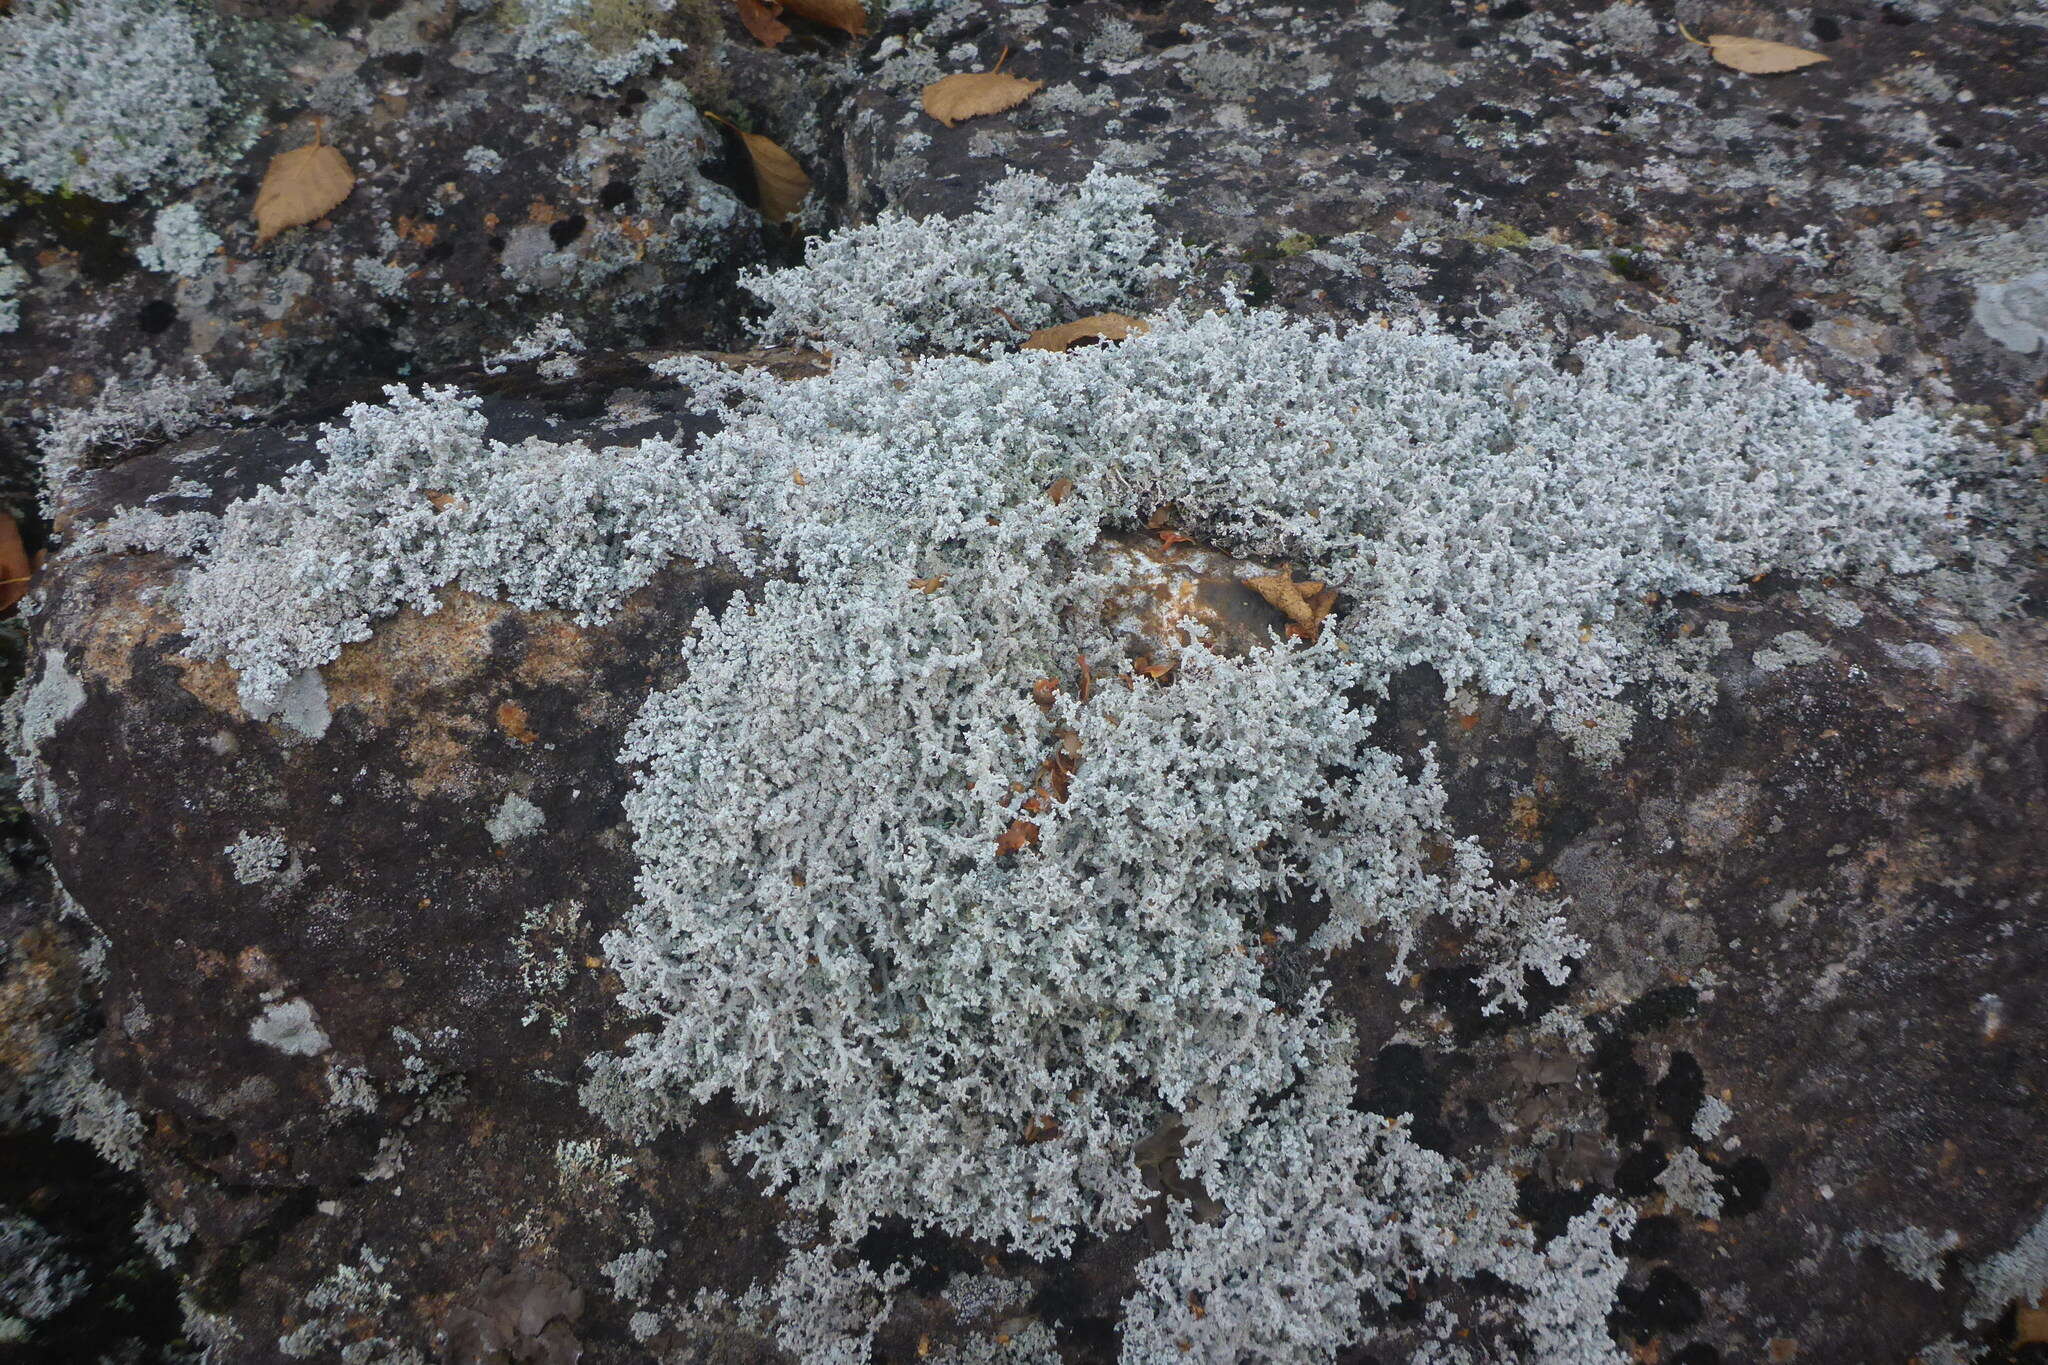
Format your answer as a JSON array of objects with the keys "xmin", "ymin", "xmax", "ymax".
[
  {"xmin": 923, "ymin": 67, "xmax": 1043, "ymax": 127},
  {"xmin": 1688, "ymin": 26, "xmax": 1829, "ymax": 74},
  {"xmin": 1021, "ymin": 312, "xmax": 1150, "ymax": 352},
  {"xmin": 780, "ymin": 0, "xmax": 867, "ymax": 36},
  {"xmin": 709, "ymin": 113, "xmax": 811, "ymax": 224},
  {"xmin": 735, "ymin": 0, "xmax": 791, "ymax": 46},
  {"xmin": 1244, "ymin": 563, "xmax": 1339, "ymax": 642},
  {"xmin": 253, "ymin": 139, "xmax": 356, "ymax": 246},
  {"xmin": 994, "ymin": 819, "xmax": 1040, "ymax": 855},
  {"xmin": 0, "ymin": 513, "xmax": 31, "ymax": 615}
]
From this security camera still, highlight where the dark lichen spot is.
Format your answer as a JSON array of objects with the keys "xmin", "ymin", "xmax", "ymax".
[
  {"xmin": 549, "ymin": 214, "xmax": 588, "ymax": 249},
  {"xmin": 1619, "ymin": 986, "xmax": 1698, "ymax": 1036},
  {"xmin": 1033, "ymin": 1263, "xmax": 1120, "ymax": 1355},
  {"xmin": 424, "ymin": 239, "xmax": 454, "ymax": 263},
  {"xmin": 379, "ymin": 50, "xmax": 425, "ymax": 79},
  {"xmin": 1655, "ymin": 1051, "xmax": 1705, "ymax": 1130},
  {"xmin": 1595, "ymin": 1033, "xmax": 1652, "ymax": 1144},
  {"xmin": 488, "ymin": 235, "xmax": 507, "ymax": 254},
  {"xmin": 137, "ymin": 300, "xmax": 177, "ymax": 335},
  {"xmin": 1879, "ymin": 4, "xmax": 1917, "ymax": 22},
  {"xmin": 1612, "ymin": 1266, "xmax": 1704, "ymax": 1338},
  {"xmin": 1516, "ymin": 1175, "xmax": 1602, "ymax": 1243},
  {"xmin": 853, "ymin": 1218, "xmax": 977, "ymax": 1294},
  {"xmin": 1626, "ymin": 1213, "xmax": 1682, "ymax": 1260},
  {"xmin": 599, "ymin": 180, "xmax": 636, "ymax": 211},
  {"xmin": 1810, "ymin": 14, "xmax": 1842, "ymax": 40},
  {"xmin": 1787, "ymin": 309, "xmax": 1814, "ymax": 330},
  {"xmin": 1672, "ymin": 1345, "xmax": 1723, "ymax": 1365},
  {"xmin": 1614, "ymin": 1141, "xmax": 1669, "ymax": 1198},
  {"xmin": 1715, "ymin": 1155, "xmax": 1771, "ymax": 1216},
  {"xmin": 1362, "ymin": 1043, "xmax": 1450, "ymax": 1152}
]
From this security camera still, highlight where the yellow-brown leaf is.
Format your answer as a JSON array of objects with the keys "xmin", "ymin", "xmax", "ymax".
[
  {"xmin": 736, "ymin": 130, "xmax": 811, "ymax": 224},
  {"xmin": 1705, "ymin": 33, "xmax": 1829, "ymax": 73},
  {"xmin": 922, "ymin": 70, "xmax": 1043, "ymax": 127},
  {"xmin": 736, "ymin": 0, "xmax": 790, "ymax": 46},
  {"xmin": 1021, "ymin": 312, "xmax": 1149, "ymax": 352},
  {"xmin": 781, "ymin": 0, "xmax": 866, "ymax": 36},
  {"xmin": 995, "ymin": 819, "xmax": 1040, "ymax": 855},
  {"xmin": 0, "ymin": 513, "xmax": 30, "ymax": 615},
  {"xmin": 253, "ymin": 142, "xmax": 355, "ymax": 246}
]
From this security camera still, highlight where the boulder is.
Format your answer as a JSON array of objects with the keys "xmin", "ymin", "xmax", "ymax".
[{"xmin": 18, "ymin": 331, "xmax": 2047, "ymax": 1360}]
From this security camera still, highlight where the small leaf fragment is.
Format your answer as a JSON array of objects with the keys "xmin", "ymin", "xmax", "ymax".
[
  {"xmin": 780, "ymin": 0, "xmax": 867, "ymax": 36},
  {"xmin": 1245, "ymin": 564, "xmax": 1339, "ymax": 642},
  {"xmin": 922, "ymin": 69, "xmax": 1044, "ymax": 127},
  {"xmin": 736, "ymin": 0, "xmax": 791, "ymax": 46},
  {"xmin": 253, "ymin": 140, "xmax": 356, "ymax": 245},
  {"xmin": 1703, "ymin": 33, "xmax": 1829, "ymax": 73},
  {"xmin": 1021, "ymin": 312, "xmax": 1150, "ymax": 352},
  {"xmin": 1046, "ymin": 477, "xmax": 1075, "ymax": 505},
  {"xmin": 995, "ymin": 819, "xmax": 1040, "ymax": 855},
  {"xmin": 734, "ymin": 127, "xmax": 811, "ymax": 224},
  {"xmin": 0, "ymin": 513, "xmax": 31, "ymax": 614}
]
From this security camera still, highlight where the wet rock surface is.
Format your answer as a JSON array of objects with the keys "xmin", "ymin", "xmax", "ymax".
[{"xmin": 1, "ymin": 1, "xmax": 2045, "ymax": 1362}]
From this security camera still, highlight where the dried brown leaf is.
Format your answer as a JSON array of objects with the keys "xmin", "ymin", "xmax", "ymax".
[
  {"xmin": 253, "ymin": 141, "xmax": 355, "ymax": 246},
  {"xmin": 736, "ymin": 0, "xmax": 790, "ymax": 46},
  {"xmin": 1046, "ymin": 476, "xmax": 1075, "ymax": 505},
  {"xmin": 995, "ymin": 819, "xmax": 1040, "ymax": 855},
  {"xmin": 1021, "ymin": 312, "xmax": 1150, "ymax": 352},
  {"xmin": 781, "ymin": 0, "xmax": 866, "ymax": 35},
  {"xmin": 735, "ymin": 129, "xmax": 811, "ymax": 224},
  {"xmin": 1703, "ymin": 33, "xmax": 1829, "ymax": 73},
  {"xmin": 922, "ymin": 69, "xmax": 1043, "ymax": 127},
  {"xmin": 0, "ymin": 513, "xmax": 30, "ymax": 615},
  {"xmin": 2020, "ymin": 1295, "xmax": 2048, "ymax": 1347}
]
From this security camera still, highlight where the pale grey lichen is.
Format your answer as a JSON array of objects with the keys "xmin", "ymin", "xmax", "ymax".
[
  {"xmin": 1691, "ymin": 1093, "xmax": 1732, "ymax": 1142},
  {"xmin": 137, "ymin": 202, "xmax": 223, "ymax": 279},
  {"xmin": 1882, "ymin": 1225, "xmax": 1961, "ymax": 1290},
  {"xmin": 746, "ymin": 167, "xmax": 1199, "ymax": 355},
  {"xmin": 0, "ymin": 256, "xmax": 25, "ymax": 334},
  {"xmin": 176, "ymin": 385, "xmax": 739, "ymax": 714},
  {"xmin": 1966, "ymin": 1204, "xmax": 2048, "ymax": 1328},
  {"xmin": 279, "ymin": 1247, "xmax": 421, "ymax": 1363},
  {"xmin": 1971, "ymin": 268, "xmax": 2048, "ymax": 354},
  {"xmin": 249, "ymin": 998, "xmax": 331, "ymax": 1057},
  {"xmin": 1753, "ymin": 629, "xmax": 1834, "ymax": 673},
  {"xmin": 40, "ymin": 369, "xmax": 232, "ymax": 511},
  {"xmin": 135, "ymin": 1202, "xmax": 193, "ymax": 1272},
  {"xmin": 0, "ymin": 1213, "xmax": 90, "ymax": 1325},
  {"xmin": 225, "ymin": 829, "xmax": 288, "ymax": 884},
  {"xmin": 601, "ymin": 1247, "xmax": 664, "ymax": 1304},
  {"xmin": 487, "ymin": 793, "xmax": 546, "ymax": 845},
  {"xmin": 1654, "ymin": 1145, "xmax": 1724, "ymax": 1219},
  {"xmin": 13, "ymin": 650, "xmax": 85, "ymax": 815},
  {"xmin": 0, "ymin": 0, "xmax": 230, "ymax": 201},
  {"xmin": 500, "ymin": 0, "xmax": 690, "ymax": 93}
]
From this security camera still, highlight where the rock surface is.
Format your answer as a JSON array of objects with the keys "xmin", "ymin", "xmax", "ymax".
[
  {"xmin": 2, "ymin": 1, "xmax": 2046, "ymax": 1363},
  {"xmin": 14, "ymin": 348, "xmax": 2044, "ymax": 1361},
  {"xmin": 843, "ymin": 0, "xmax": 2048, "ymax": 418}
]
